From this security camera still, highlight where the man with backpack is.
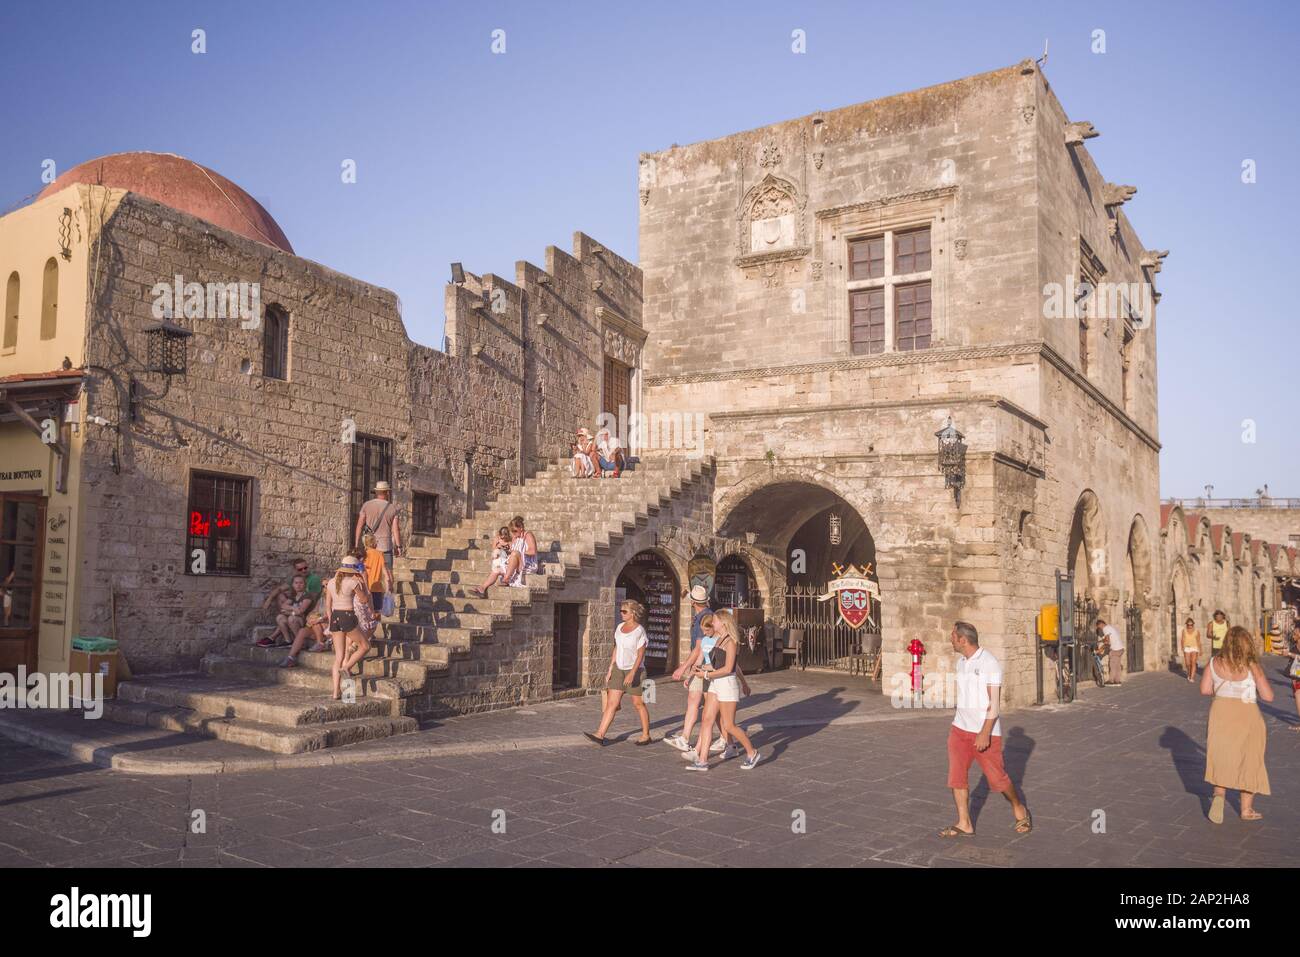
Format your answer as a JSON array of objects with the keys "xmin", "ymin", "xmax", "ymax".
[{"xmin": 354, "ymin": 480, "xmax": 402, "ymax": 572}]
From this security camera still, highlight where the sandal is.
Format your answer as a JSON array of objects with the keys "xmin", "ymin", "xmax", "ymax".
[
  {"xmin": 635, "ymin": 736, "xmax": 654, "ymax": 746},
  {"xmin": 1014, "ymin": 813, "xmax": 1033, "ymax": 834},
  {"xmin": 1208, "ymin": 794, "xmax": 1225, "ymax": 824},
  {"xmin": 583, "ymin": 732, "xmax": 607, "ymax": 746},
  {"xmin": 938, "ymin": 825, "xmax": 975, "ymax": 838},
  {"xmin": 1240, "ymin": 810, "xmax": 1263, "ymax": 821}
]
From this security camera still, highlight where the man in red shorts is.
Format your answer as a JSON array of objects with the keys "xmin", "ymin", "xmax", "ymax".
[{"xmin": 939, "ymin": 620, "xmax": 1032, "ymax": 838}]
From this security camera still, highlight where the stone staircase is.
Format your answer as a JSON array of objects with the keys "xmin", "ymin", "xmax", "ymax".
[{"xmin": 102, "ymin": 454, "xmax": 715, "ymax": 754}]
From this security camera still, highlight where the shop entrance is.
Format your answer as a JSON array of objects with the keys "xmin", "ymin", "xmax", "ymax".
[
  {"xmin": 0, "ymin": 492, "xmax": 45, "ymax": 674},
  {"xmin": 615, "ymin": 550, "xmax": 679, "ymax": 676}
]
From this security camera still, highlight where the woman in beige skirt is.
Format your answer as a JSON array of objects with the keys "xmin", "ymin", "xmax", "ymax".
[{"xmin": 1200, "ymin": 625, "xmax": 1273, "ymax": 823}]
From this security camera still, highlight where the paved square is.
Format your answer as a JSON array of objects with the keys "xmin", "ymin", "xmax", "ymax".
[{"xmin": 1, "ymin": 662, "xmax": 1297, "ymax": 867}]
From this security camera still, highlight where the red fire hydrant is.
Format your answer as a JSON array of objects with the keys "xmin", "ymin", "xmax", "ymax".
[{"xmin": 907, "ymin": 638, "xmax": 927, "ymax": 701}]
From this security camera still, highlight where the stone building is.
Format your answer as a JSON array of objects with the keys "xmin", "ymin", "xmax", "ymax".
[{"xmin": 3, "ymin": 65, "xmax": 1298, "ymax": 750}]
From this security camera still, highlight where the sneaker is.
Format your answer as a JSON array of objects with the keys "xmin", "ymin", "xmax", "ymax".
[
  {"xmin": 279, "ymin": 656, "xmax": 297, "ymax": 668},
  {"xmin": 720, "ymin": 744, "xmax": 740, "ymax": 761},
  {"xmin": 740, "ymin": 751, "xmax": 762, "ymax": 770},
  {"xmin": 255, "ymin": 637, "xmax": 275, "ymax": 648},
  {"xmin": 663, "ymin": 734, "xmax": 690, "ymax": 752},
  {"xmin": 684, "ymin": 760, "xmax": 710, "ymax": 772},
  {"xmin": 681, "ymin": 748, "xmax": 704, "ymax": 760},
  {"xmin": 709, "ymin": 737, "xmax": 726, "ymax": 753},
  {"xmin": 310, "ymin": 642, "xmax": 327, "ymax": 653}
]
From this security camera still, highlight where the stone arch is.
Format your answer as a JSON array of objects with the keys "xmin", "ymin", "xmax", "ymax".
[
  {"xmin": 1066, "ymin": 489, "xmax": 1108, "ymax": 598},
  {"xmin": 714, "ymin": 466, "xmax": 876, "ymax": 551},
  {"xmin": 1125, "ymin": 515, "xmax": 1155, "ymax": 672},
  {"xmin": 737, "ymin": 172, "xmax": 806, "ymax": 256}
]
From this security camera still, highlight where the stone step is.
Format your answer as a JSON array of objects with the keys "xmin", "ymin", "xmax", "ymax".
[
  {"xmin": 222, "ymin": 644, "xmax": 432, "ymax": 690},
  {"xmin": 381, "ymin": 623, "xmax": 488, "ymax": 648},
  {"xmin": 371, "ymin": 637, "xmax": 465, "ymax": 665},
  {"xmin": 116, "ymin": 673, "xmax": 397, "ymax": 726},
  {"xmin": 101, "ymin": 698, "xmax": 417, "ymax": 755}
]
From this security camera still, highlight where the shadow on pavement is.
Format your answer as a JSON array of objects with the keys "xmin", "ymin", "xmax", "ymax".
[{"xmin": 969, "ymin": 725, "xmax": 1035, "ymax": 827}]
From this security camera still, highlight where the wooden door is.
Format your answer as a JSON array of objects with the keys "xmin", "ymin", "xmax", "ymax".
[{"xmin": 0, "ymin": 493, "xmax": 45, "ymax": 674}]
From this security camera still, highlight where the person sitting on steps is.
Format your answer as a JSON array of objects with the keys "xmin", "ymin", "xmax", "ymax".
[{"xmin": 471, "ymin": 516, "xmax": 537, "ymax": 598}]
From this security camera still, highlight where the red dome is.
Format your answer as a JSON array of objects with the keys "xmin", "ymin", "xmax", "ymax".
[{"xmin": 38, "ymin": 151, "xmax": 293, "ymax": 254}]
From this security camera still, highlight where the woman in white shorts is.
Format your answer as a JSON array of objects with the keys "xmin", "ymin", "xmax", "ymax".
[{"xmin": 686, "ymin": 609, "xmax": 760, "ymax": 771}]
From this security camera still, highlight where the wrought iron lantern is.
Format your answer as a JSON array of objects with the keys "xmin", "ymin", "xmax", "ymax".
[
  {"xmin": 143, "ymin": 320, "xmax": 192, "ymax": 376},
  {"xmin": 935, "ymin": 417, "xmax": 967, "ymax": 506}
]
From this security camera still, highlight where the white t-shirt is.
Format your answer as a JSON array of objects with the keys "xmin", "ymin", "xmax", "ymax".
[
  {"xmin": 614, "ymin": 623, "xmax": 647, "ymax": 671},
  {"xmin": 1101, "ymin": 624, "xmax": 1123, "ymax": 652},
  {"xmin": 953, "ymin": 647, "xmax": 1003, "ymax": 736},
  {"xmin": 597, "ymin": 434, "xmax": 621, "ymax": 459}
]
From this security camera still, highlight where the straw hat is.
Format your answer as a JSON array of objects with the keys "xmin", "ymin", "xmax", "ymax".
[
  {"xmin": 338, "ymin": 555, "xmax": 364, "ymax": 573},
  {"xmin": 689, "ymin": 584, "xmax": 710, "ymax": 603},
  {"xmin": 576, "ymin": 428, "xmax": 591, "ymax": 439},
  {"xmin": 373, "ymin": 481, "xmax": 392, "ymax": 492}
]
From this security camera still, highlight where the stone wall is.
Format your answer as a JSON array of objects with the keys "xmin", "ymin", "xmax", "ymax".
[{"xmin": 75, "ymin": 190, "xmax": 636, "ymax": 673}]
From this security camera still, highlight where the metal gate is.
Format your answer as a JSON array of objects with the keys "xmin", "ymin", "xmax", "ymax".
[
  {"xmin": 1125, "ymin": 603, "xmax": 1143, "ymax": 673},
  {"xmin": 784, "ymin": 584, "xmax": 881, "ymax": 669}
]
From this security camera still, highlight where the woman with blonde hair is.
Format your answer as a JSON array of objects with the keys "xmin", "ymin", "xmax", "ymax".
[
  {"xmin": 1181, "ymin": 617, "xmax": 1202, "ymax": 682},
  {"xmin": 1200, "ymin": 625, "xmax": 1272, "ymax": 823},
  {"xmin": 324, "ymin": 555, "xmax": 378, "ymax": 701},
  {"xmin": 585, "ymin": 599, "xmax": 653, "ymax": 745},
  {"xmin": 685, "ymin": 609, "xmax": 761, "ymax": 771}
]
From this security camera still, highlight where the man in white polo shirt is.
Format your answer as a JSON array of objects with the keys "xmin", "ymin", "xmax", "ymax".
[
  {"xmin": 940, "ymin": 621, "xmax": 1031, "ymax": 838},
  {"xmin": 1095, "ymin": 618, "xmax": 1124, "ymax": 685}
]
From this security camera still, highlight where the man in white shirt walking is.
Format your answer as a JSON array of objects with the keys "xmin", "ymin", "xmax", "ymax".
[
  {"xmin": 1095, "ymin": 618, "xmax": 1124, "ymax": 685},
  {"xmin": 939, "ymin": 621, "xmax": 1031, "ymax": 838}
]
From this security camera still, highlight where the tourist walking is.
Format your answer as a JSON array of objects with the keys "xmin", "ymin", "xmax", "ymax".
[
  {"xmin": 1096, "ymin": 618, "xmax": 1124, "ymax": 685},
  {"xmin": 1201, "ymin": 625, "xmax": 1272, "ymax": 823},
  {"xmin": 1209, "ymin": 610, "xmax": 1229, "ymax": 655},
  {"xmin": 585, "ymin": 600, "xmax": 653, "ymax": 745},
  {"xmin": 939, "ymin": 621, "xmax": 1031, "ymax": 838},
  {"xmin": 362, "ymin": 532, "xmax": 394, "ymax": 637},
  {"xmin": 324, "ymin": 555, "xmax": 378, "ymax": 700},
  {"xmin": 1182, "ymin": 617, "xmax": 1202, "ymax": 682},
  {"xmin": 663, "ymin": 585, "xmax": 725, "ymax": 755},
  {"xmin": 684, "ymin": 609, "xmax": 760, "ymax": 771},
  {"xmin": 353, "ymin": 481, "xmax": 402, "ymax": 570},
  {"xmin": 1285, "ymin": 622, "xmax": 1300, "ymax": 732}
]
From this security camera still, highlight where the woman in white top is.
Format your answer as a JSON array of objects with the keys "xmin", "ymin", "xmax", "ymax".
[
  {"xmin": 585, "ymin": 600, "xmax": 653, "ymax": 745},
  {"xmin": 686, "ymin": 609, "xmax": 761, "ymax": 771},
  {"xmin": 1181, "ymin": 617, "xmax": 1202, "ymax": 682},
  {"xmin": 571, "ymin": 428, "xmax": 596, "ymax": 478},
  {"xmin": 1200, "ymin": 625, "xmax": 1272, "ymax": 823}
]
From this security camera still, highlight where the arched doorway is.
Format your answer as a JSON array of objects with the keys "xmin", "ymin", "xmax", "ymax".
[
  {"xmin": 718, "ymin": 480, "xmax": 877, "ymax": 669},
  {"xmin": 1125, "ymin": 517, "xmax": 1153, "ymax": 673},
  {"xmin": 615, "ymin": 549, "xmax": 680, "ymax": 676},
  {"xmin": 716, "ymin": 553, "xmax": 760, "ymax": 609},
  {"xmin": 1066, "ymin": 490, "xmax": 1107, "ymax": 638}
]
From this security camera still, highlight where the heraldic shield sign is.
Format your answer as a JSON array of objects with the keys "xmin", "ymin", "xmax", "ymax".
[{"xmin": 816, "ymin": 563, "xmax": 880, "ymax": 629}]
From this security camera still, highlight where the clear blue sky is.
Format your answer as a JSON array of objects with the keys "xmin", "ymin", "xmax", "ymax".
[{"xmin": 2, "ymin": 1, "xmax": 1295, "ymax": 498}]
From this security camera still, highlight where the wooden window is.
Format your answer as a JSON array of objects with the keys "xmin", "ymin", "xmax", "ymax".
[
  {"xmin": 3, "ymin": 272, "xmax": 17, "ymax": 351},
  {"xmin": 848, "ymin": 235, "xmax": 885, "ymax": 281},
  {"xmin": 849, "ymin": 288, "xmax": 885, "ymax": 355},
  {"xmin": 894, "ymin": 227, "xmax": 931, "ymax": 275},
  {"xmin": 186, "ymin": 471, "xmax": 252, "ymax": 576},
  {"xmin": 412, "ymin": 492, "xmax": 438, "ymax": 535},
  {"xmin": 349, "ymin": 434, "xmax": 393, "ymax": 543},
  {"xmin": 1078, "ymin": 317, "xmax": 1089, "ymax": 376},
  {"xmin": 602, "ymin": 356, "xmax": 631, "ymax": 423},
  {"xmin": 40, "ymin": 258, "xmax": 57, "ymax": 341},
  {"xmin": 894, "ymin": 281, "xmax": 932, "ymax": 352},
  {"xmin": 263, "ymin": 304, "xmax": 289, "ymax": 380}
]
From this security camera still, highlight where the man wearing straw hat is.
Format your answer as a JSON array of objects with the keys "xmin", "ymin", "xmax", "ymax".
[{"xmin": 354, "ymin": 480, "xmax": 402, "ymax": 572}]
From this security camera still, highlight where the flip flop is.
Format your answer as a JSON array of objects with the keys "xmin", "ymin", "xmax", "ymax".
[
  {"xmin": 938, "ymin": 825, "xmax": 975, "ymax": 838},
  {"xmin": 634, "ymin": 736, "xmax": 654, "ymax": 746},
  {"xmin": 1240, "ymin": 810, "xmax": 1263, "ymax": 821},
  {"xmin": 582, "ymin": 732, "xmax": 607, "ymax": 746},
  {"xmin": 1014, "ymin": 813, "xmax": 1033, "ymax": 834},
  {"xmin": 1208, "ymin": 794, "xmax": 1225, "ymax": 825}
]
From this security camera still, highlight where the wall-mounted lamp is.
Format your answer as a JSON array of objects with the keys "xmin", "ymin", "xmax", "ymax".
[
  {"xmin": 935, "ymin": 417, "xmax": 967, "ymax": 506},
  {"xmin": 142, "ymin": 320, "xmax": 192, "ymax": 376}
]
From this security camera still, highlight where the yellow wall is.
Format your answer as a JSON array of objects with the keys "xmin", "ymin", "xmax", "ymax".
[{"xmin": 0, "ymin": 183, "xmax": 107, "ymax": 674}]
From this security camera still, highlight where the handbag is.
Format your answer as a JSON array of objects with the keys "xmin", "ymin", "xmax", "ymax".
[{"xmin": 381, "ymin": 592, "xmax": 395, "ymax": 618}]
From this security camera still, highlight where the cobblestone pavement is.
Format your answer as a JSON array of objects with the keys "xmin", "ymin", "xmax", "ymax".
[{"xmin": 1, "ymin": 662, "xmax": 1297, "ymax": 868}]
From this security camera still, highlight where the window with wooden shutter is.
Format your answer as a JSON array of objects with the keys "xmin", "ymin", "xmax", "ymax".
[
  {"xmin": 602, "ymin": 356, "xmax": 631, "ymax": 423},
  {"xmin": 894, "ymin": 281, "xmax": 931, "ymax": 352},
  {"xmin": 848, "ymin": 235, "xmax": 885, "ymax": 281},
  {"xmin": 894, "ymin": 227, "xmax": 931, "ymax": 275}
]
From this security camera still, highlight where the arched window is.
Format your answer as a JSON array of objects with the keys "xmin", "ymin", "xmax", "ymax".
[
  {"xmin": 263, "ymin": 304, "xmax": 289, "ymax": 380},
  {"xmin": 40, "ymin": 258, "xmax": 58, "ymax": 340},
  {"xmin": 3, "ymin": 272, "xmax": 17, "ymax": 351}
]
